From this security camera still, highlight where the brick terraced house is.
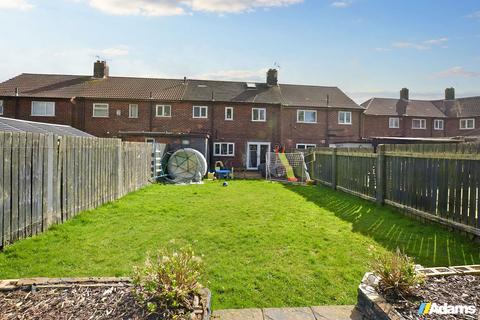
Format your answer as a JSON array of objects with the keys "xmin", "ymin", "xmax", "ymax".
[
  {"xmin": 361, "ymin": 88, "xmax": 480, "ymax": 139},
  {"xmin": 0, "ymin": 61, "xmax": 363, "ymax": 169}
]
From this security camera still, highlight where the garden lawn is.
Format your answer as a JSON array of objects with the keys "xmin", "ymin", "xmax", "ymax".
[{"xmin": 0, "ymin": 181, "xmax": 479, "ymax": 309}]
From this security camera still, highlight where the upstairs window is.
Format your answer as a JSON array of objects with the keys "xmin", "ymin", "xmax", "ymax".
[
  {"xmin": 296, "ymin": 143, "xmax": 317, "ymax": 150},
  {"xmin": 434, "ymin": 119, "xmax": 444, "ymax": 130},
  {"xmin": 92, "ymin": 103, "xmax": 109, "ymax": 118},
  {"xmin": 297, "ymin": 110, "xmax": 317, "ymax": 123},
  {"xmin": 460, "ymin": 118, "xmax": 475, "ymax": 130},
  {"xmin": 0, "ymin": 100, "xmax": 3, "ymax": 115},
  {"xmin": 156, "ymin": 105, "xmax": 171, "ymax": 117},
  {"xmin": 252, "ymin": 108, "xmax": 266, "ymax": 122},
  {"xmin": 338, "ymin": 111, "xmax": 352, "ymax": 125},
  {"xmin": 214, "ymin": 142, "xmax": 235, "ymax": 156},
  {"xmin": 412, "ymin": 118, "xmax": 426, "ymax": 129},
  {"xmin": 32, "ymin": 101, "xmax": 55, "ymax": 117},
  {"xmin": 129, "ymin": 104, "xmax": 138, "ymax": 118},
  {"xmin": 389, "ymin": 117, "xmax": 399, "ymax": 128},
  {"xmin": 193, "ymin": 106, "xmax": 208, "ymax": 118},
  {"xmin": 225, "ymin": 107, "xmax": 233, "ymax": 120}
]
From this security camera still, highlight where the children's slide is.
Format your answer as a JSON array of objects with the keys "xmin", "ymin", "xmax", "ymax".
[{"xmin": 277, "ymin": 153, "xmax": 298, "ymax": 182}]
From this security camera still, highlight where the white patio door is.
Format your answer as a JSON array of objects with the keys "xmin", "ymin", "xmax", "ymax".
[{"xmin": 247, "ymin": 142, "xmax": 271, "ymax": 170}]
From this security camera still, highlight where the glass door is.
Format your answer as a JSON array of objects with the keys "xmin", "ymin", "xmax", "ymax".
[{"xmin": 247, "ymin": 142, "xmax": 270, "ymax": 170}]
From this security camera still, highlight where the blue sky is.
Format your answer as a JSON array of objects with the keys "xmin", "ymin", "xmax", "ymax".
[{"xmin": 0, "ymin": 0, "xmax": 479, "ymax": 103}]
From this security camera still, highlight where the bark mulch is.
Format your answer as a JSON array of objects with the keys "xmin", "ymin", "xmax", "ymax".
[
  {"xmin": 1, "ymin": 285, "xmax": 158, "ymax": 320},
  {"xmin": 385, "ymin": 275, "xmax": 479, "ymax": 320}
]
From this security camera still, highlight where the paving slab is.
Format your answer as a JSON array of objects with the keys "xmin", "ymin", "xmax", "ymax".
[
  {"xmin": 213, "ymin": 308, "xmax": 263, "ymax": 320},
  {"xmin": 263, "ymin": 307, "xmax": 316, "ymax": 320},
  {"xmin": 311, "ymin": 306, "xmax": 362, "ymax": 320}
]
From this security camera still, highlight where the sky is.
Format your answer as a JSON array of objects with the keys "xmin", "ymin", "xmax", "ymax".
[{"xmin": 0, "ymin": 0, "xmax": 479, "ymax": 103}]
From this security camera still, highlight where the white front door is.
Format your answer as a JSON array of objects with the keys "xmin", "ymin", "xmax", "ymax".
[{"xmin": 247, "ymin": 142, "xmax": 271, "ymax": 170}]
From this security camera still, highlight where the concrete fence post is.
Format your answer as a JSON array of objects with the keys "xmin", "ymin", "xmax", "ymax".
[
  {"xmin": 332, "ymin": 148, "xmax": 338, "ymax": 190},
  {"xmin": 376, "ymin": 144, "xmax": 386, "ymax": 205}
]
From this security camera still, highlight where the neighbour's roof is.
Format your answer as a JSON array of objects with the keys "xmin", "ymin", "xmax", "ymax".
[
  {"xmin": 362, "ymin": 97, "xmax": 446, "ymax": 118},
  {"xmin": 0, "ymin": 117, "xmax": 93, "ymax": 137},
  {"xmin": 0, "ymin": 73, "xmax": 361, "ymax": 109}
]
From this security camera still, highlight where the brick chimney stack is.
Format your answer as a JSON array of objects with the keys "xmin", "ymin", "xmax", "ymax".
[
  {"xmin": 400, "ymin": 88, "xmax": 409, "ymax": 100},
  {"xmin": 266, "ymin": 69, "xmax": 278, "ymax": 86},
  {"xmin": 445, "ymin": 87, "xmax": 455, "ymax": 100},
  {"xmin": 93, "ymin": 60, "xmax": 109, "ymax": 79}
]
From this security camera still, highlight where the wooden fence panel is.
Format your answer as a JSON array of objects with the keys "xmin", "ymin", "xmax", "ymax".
[
  {"xmin": 0, "ymin": 133, "xmax": 155, "ymax": 249},
  {"xmin": 309, "ymin": 143, "xmax": 480, "ymax": 237}
]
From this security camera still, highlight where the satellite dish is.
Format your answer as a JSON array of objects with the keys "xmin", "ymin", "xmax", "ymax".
[{"xmin": 167, "ymin": 148, "xmax": 207, "ymax": 183}]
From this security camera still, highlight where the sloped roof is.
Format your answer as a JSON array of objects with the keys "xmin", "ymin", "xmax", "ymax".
[
  {"xmin": 362, "ymin": 97, "xmax": 446, "ymax": 117},
  {"xmin": 0, "ymin": 73, "xmax": 362, "ymax": 109},
  {"xmin": 0, "ymin": 117, "xmax": 93, "ymax": 137}
]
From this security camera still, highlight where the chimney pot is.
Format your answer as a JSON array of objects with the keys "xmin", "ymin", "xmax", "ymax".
[
  {"xmin": 266, "ymin": 69, "xmax": 278, "ymax": 86},
  {"xmin": 400, "ymin": 88, "xmax": 409, "ymax": 100},
  {"xmin": 93, "ymin": 60, "xmax": 108, "ymax": 78},
  {"xmin": 445, "ymin": 87, "xmax": 455, "ymax": 100}
]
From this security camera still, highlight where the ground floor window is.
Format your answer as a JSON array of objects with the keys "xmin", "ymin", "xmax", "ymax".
[
  {"xmin": 214, "ymin": 142, "xmax": 234, "ymax": 156},
  {"xmin": 296, "ymin": 143, "xmax": 316, "ymax": 150},
  {"xmin": 460, "ymin": 118, "xmax": 475, "ymax": 130}
]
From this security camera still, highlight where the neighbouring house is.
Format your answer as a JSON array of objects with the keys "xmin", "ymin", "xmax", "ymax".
[
  {"xmin": 0, "ymin": 61, "xmax": 363, "ymax": 170},
  {"xmin": 361, "ymin": 88, "xmax": 480, "ymax": 138}
]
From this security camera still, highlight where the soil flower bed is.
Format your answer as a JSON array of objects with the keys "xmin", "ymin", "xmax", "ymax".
[
  {"xmin": 0, "ymin": 278, "xmax": 211, "ymax": 320},
  {"xmin": 389, "ymin": 274, "xmax": 479, "ymax": 320}
]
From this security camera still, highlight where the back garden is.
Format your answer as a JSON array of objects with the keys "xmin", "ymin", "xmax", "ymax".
[{"xmin": 0, "ymin": 180, "xmax": 478, "ymax": 310}]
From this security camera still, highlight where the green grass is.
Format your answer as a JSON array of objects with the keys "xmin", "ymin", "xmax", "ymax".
[{"xmin": 0, "ymin": 181, "xmax": 478, "ymax": 309}]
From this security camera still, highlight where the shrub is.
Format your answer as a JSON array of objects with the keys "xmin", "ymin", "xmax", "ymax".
[
  {"xmin": 369, "ymin": 247, "xmax": 424, "ymax": 297},
  {"xmin": 132, "ymin": 246, "xmax": 204, "ymax": 319}
]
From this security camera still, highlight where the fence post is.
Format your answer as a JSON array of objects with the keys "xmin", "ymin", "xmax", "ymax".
[
  {"xmin": 117, "ymin": 139, "xmax": 123, "ymax": 197},
  {"xmin": 331, "ymin": 148, "xmax": 338, "ymax": 190},
  {"xmin": 45, "ymin": 134, "xmax": 54, "ymax": 227},
  {"xmin": 376, "ymin": 144, "xmax": 386, "ymax": 205}
]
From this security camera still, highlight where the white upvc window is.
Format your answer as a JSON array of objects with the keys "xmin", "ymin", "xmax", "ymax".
[
  {"xmin": 412, "ymin": 118, "xmax": 426, "ymax": 129},
  {"xmin": 296, "ymin": 143, "xmax": 317, "ymax": 150},
  {"xmin": 389, "ymin": 117, "xmax": 400, "ymax": 128},
  {"xmin": 338, "ymin": 111, "xmax": 352, "ymax": 125},
  {"xmin": 214, "ymin": 142, "xmax": 235, "ymax": 156},
  {"xmin": 0, "ymin": 100, "xmax": 3, "ymax": 115},
  {"xmin": 460, "ymin": 118, "xmax": 475, "ymax": 130},
  {"xmin": 434, "ymin": 119, "xmax": 444, "ymax": 130},
  {"xmin": 193, "ymin": 106, "xmax": 208, "ymax": 118},
  {"xmin": 156, "ymin": 105, "xmax": 171, "ymax": 117},
  {"xmin": 225, "ymin": 107, "xmax": 233, "ymax": 120},
  {"xmin": 297, "ymin": 110, "xmax": 317, "ymax": 123},
  {"xmin": 31, "ymin": 101, "xmax": 55, "ymax": 117},
  {"xmin": 129, "ymin": 104, "xmax": 138, "ymax": 118},
  {"xmin": 92, "ymin": 103, "xmax": 109, "ymax": 118},
  {"xmin": 252, "ymin": 108, "xmax": 266, "ymax": 122}
]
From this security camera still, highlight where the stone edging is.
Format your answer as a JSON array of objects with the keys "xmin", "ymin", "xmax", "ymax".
[{"xmin": 357, "ymin": 265, "xmax": 480, "ymax": 320}]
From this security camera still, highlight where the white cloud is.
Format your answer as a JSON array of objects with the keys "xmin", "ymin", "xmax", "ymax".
[
  {"xmin": 193, "ymin": 68, "xmax": 268, "ymax": 81},
  {"xmin": 331, "ymin": 1, "xmax": 351, "ymax": 8},
  {"xmin": 86, "ymin": 0, "xmax": 303, "ymax": 16},
  {"xmin": 434, "ymin": 66, "xmax": 480, "ymax": 78},
  {"xmin": 392, "ymin": 37, "xmax": 448, "ymax": 51},
  {"xmin": 0, "ymin": 0, "xmax": 34, "ymax": 10},
  {"xmin": 466, "ymin": 11, "xmax": 480, "ymax": 19},
  {"xmin": 100, "ymin": 46, "xmax": 130, "ymax": 57}
]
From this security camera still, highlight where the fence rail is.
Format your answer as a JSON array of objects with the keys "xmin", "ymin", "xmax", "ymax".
[
  {"xmin": 308, "ymin": 144, "xmax": 480, "ymax": 237},
  {"xmin": 0, "ymin": 133, "xmax": 151, "ymax": 248}
]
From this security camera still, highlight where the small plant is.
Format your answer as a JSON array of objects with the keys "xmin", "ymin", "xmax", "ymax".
[
  {"xmin": 132, "ymin": 245, "xmax": 204, "ymax": 319},
  {"xmin": 369, "ymin": 247, "xmax": 424, "ymax": 297}
]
